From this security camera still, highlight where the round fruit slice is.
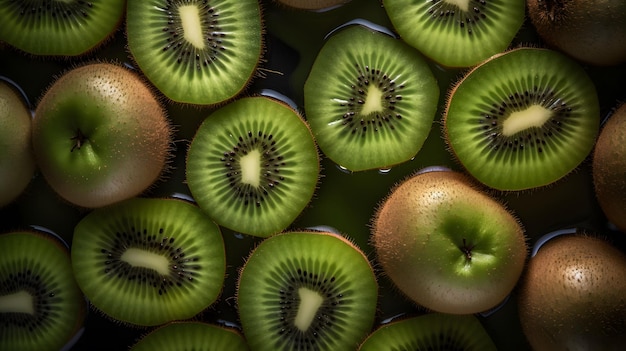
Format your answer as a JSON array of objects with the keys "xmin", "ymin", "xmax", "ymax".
[
  {"xmin": 126, "ymin": 0, "xmax": 263, "ymax": 105},
  {"xmin": 130, "ymin": 321, "xmax": 249, "ymax": 351},
  {"xmin": 359, "ymin": 313, "xmax": 496, "ymax": 351},
  {"xmin": 186, "ymin": 96, "xmax": 320, "ymax": 237},
  {"xmin": 237, "ymin": 231, "xmax": 378, "ymax": 351},
  {"xmin": 444, "ymin": 47, "xmax": 600, "ymax": 191},
  {"xmin": 71, "ymin": 197, "xmax": 226, "ymax": 326},
  {"xmin": 0, "ymin": 231, "xmax": 86, "ymax": 351},
  {"xmin": 383, "ymin": 0, "xmax": 526, "ymax": 67},
  {"xmin": 0, "ymin": 0, "xmax": 125, "ymax": 56},
  {"xmin": 304, "ymin": 24, "xmax": 439, "ymax": 172}
]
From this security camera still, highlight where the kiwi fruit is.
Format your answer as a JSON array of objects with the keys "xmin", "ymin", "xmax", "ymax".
[
  {"xmin": 130, "ymin": 321, "xmax": 249, "ymax": 351},
  {"xmin": 444, "ymin": 47, "xmax": 600, "ymax": 191},
  {"xmin": 527, "ymin": 0, "xmax": 626, "ymax": 66},
  {"xmin": 358, "ymin": 313, "xmax": 497, "ymax": 351},
  {"xmin": 186, "ymin": 96, "xmax": 320, "ymax": 238},
  {"xmin": 0, "ymin": 79, "xmax": 35, "ymax": 208},
  {"xmin": 70, "ymin": 197, "xmax": 226, "ymax": 327},
  {"xmin": 517, "ymin": 233, "xmax": 626, "ymax": 350},
  {"xmin": 275, "ymin": 0, "xmax": 351, "ymax": 11},
  {"xmin": 32, "ymin": 62, "xmax": 173, "ymax": 208},
  {"xmin": 126, "ymin": 0, "xmax": 263, "ymax": 105},
  {"xmin": 592, "ymin": 103, "xmax": 626, "ymax": 232},
  {"xmin": 0, "ymin": 0, "xmax": 125, "ymax": 56},
  {"xmin": 303, "ymin": 24, "xmax": 439, "ymax": 172},
  {"xmin": 236, "ymin": 230, "xmax": 378, "ymax": 351},
  {"xmin": 371, "ymin": 167, "xmax": 527, "ymax": 314},
  {"xmin": 382, "ymin": 0, "xmax": 525, "ymax": 67},
  {"xmin": 0, "ymin": 230, "xmax": 86, "ymax": 351}
]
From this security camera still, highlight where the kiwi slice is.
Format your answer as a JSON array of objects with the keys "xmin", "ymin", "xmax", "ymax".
[
  {"xmin": 275, "ymin": 0, "xmax": 351, "ymax": 11},
  {"xmin": 186, "ymin": 96, "xmax": 320, "ymax": 238},
  {"xmin": 237, "ymin": 230, "xmax": 378, "ymax": 351},
  {"xmin": 71, "ymin": 197, "xmax": 226, "ymax": 326},
  {"xmin": 130, "ymin": 321, "xmax": 249, "ymax": 351},
  {"xmin": 0, "ymin": 230, "xmax": 86, "ymax": 351},
  {"xmin": 444, "ymin": 47, "xmax": 600, "ymax": 191},
  {"xmin": 0, "ymin": 79, "xmax": 35, "ymax": 208},
  {"xmin": 592, "ymin": 103, "xmax": 626, "ymax": 232},
  {"xmin": 126, "ymin": 0, "xmax": 263, "ymax": 105},
  {"xmin": 382, "ymin": 0, "xmax": 525, "ymax": 67},
  {"xmin": 517, "ymin": 233, "xmax": 626, "ymax": 350},
  {"xmin": 358, "ymin": 313, "xmax": 497, "ymax": 351},
  {"xmin": 0, "ymin": 0, "xmax": 125, "ymax": 56},
  {"xmin": 303, "ymin": 24, "xmax": 439, "ymax": 172}
]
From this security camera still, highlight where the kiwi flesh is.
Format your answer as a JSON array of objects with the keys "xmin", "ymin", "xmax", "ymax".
[
  {"xmin": 0, "ymin": 79, "xmax": 35, "ymax": 208},
  {"xmin": 517, "ymin": 233, "xmax": 626, "ymax": 350},
  {"xmin": 0, "ymin": 230, "xmax": 86, "ymax": 351},
  {"xmin": 382, "ymin": 0, "xmax": 525, "ymax": 67},
  {"xmin": 371, "ymin": 168, "xmax": 527, "ymax": 314},
  {"xmin": 130, "ymin": 321, "xmax": 249, "ymax": 351},
  {"xmin": 32, "ymin": 62, "xmax": 173, "ymax": 208},
  {"xmin": 592, "ymin": 103, "xmax": 626, "ymax": 232},
  {"xmin": 303, "ymin": 24, "xmax": 439, "ymax": 172},
  {"xmin": 236, "ymin": 230, "xmax": 378, "ymax": 351},
  {"xmin": 358, "ymin": 313, "xmax": 497, "ymax": 351},
  {"xmin": 527, "ymin": 0, "xmax": 626, "ymax": 66},
  {"xmin": 186, "ymin": 96, "xmax": 320, "ymax": 238},
  {"xmin": 70, "ymin": 197, "xmax": 226, "ymax": 327},
  {"xmin": 444, "ymin": 47, "xmax": 600, "ymax": 191},
  {"xmin": 0, "ymin": 0, "xmax": 125, "ymax": 56},
  {"xmin": 275, "ymin": 0, "xmax": 351, "ymax": 11},
  {"xmin": 126, "ymin": 0, "xmax": 263, "ymax": 105}
]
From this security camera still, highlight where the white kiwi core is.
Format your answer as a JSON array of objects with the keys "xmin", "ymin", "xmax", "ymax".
[
  {"xmin": 502, "ymin": 105, "xmax": 553, "ymax": 136},
  {"xmin": 0, "ymin": 290, "xmax": 35, "ymax": 315},
  {"xmin": 179, "ymin": 5, "xmax": 205, "ymax": 49},
  {"xmin": 240, "ymin": 149, "xmax": 261, "ymax": 187},
  {"xmin": 294, "ymin": 287, "xmax": 323, "ymax": 331},
  {"xmin": 444, "ymin": 0, "xmax": 470, "ymax": 12},
  {"xmin": 120, "ymin": 248, "xmax": 170, "ymax": 275},
  {"xmin": 361, "ymin": 86, "xmax": 384, "ymax": 116}
]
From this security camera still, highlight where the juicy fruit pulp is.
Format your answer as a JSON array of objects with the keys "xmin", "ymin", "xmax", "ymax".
[
  {"xmin": 126, "ymin": 0, "xmax": 263, "ymax": 105},
  {"xmin": 372, "ymin": 169, "xmax": 527, "ymax": 314},
  {"xmin": 130, "ymin": 321, "xmax": 249, "ymax": 351},
  {"xmin": 71, "ymin": 197, "xmax": 226, "ymax": 326},
  {"xmin": 32, "ymin": 62, "xmax": 172, "ymax": 208},
  {"xmin": 444, "ymin": 47, "xmax": 600, "ymax": 191}
]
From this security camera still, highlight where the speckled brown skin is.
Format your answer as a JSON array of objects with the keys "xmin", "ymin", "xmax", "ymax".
[
  {"xmin": 593, "ymin": 103, "xmax": 626, "ymax": 232},
  {"xmin": 527, "ymin": 0, "xmax": 626, "ymax": 66},
  {"xmin": 371, "ymin": 169, "xmax": 527, "ymax": 314},
  {"xmin": 33, "ymin": 63, "xmax": 172, "ymax": 208},
  {"xmin": 518, "ymin": 234, "xmax": 626, "ymax": 351}
]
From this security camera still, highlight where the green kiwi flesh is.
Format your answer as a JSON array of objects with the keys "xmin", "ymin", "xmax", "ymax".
[
  {"xmin": 126, "ymin": 0, "xmax": 263, "ymax": 105},
  {"xmin": 32, "ymin": 62, "xmax": 172, "ymax": 208},
  {"xmin": 130, "ymin": 321, "xmax": 249, "ymax": 351},
  {"xmin": 275, "ymin": 0, "xmax": 351, "ymax": 10},
  {"xmin": 444, "ymin": 47, "xmax": 600, "ymax": 191},
  {"xmin": 0, "ymin": 80, "xmax": 35, "ymax": 208},
  {"xmin": 0, "ymin": 231, "xmax": 86, "ymax": 351},
  {"xmin": 0, "ymin": 0, "xmax": 125, "ymax": 56},
  {"xmin": 592, "ymin": 103, "xmax": 626, "ymax": 232},
  {"xmin": 382, "ymin": 0, "xmax": 525, "ymax": 67},
  {"xmin": 71, "ymin": 197, "xmax": 226, "ymax": 327},
  {"xmin": 237, "ymin": 230, "xmax": 378, "ymax": 351},
  {"xmin": 517, "ymin": 234, "xmax": 626, "ymax": 350},
  {"xmin": 304, "ymin": 24, "xmax": 439, "ymax": 172},
  {"xmin": 358, "ymin": 313, "xmax": 497, "ymax": 351},
  {"xmin": 186, "ymin": 96, "xmax": 320, "ymax": 237},
  {"xmin": 527, "ymin": 0, "xmax": 626, "ymax": 66}
]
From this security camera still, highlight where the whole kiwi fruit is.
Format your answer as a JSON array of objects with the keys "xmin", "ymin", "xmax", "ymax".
[
  {"xmin": 518, "ymin": 233, "xmax": 626, "ymax": 350},
  {"xmin": 527, "ymin": 0, "xmax": 626, "ymax": 66},
  {"xmin": 592, "ymin": 103, "xmax": 626, "ymax": 232}
]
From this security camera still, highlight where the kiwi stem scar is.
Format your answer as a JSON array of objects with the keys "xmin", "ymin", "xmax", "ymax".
[
  {"xmin": 70, "ymin": 128, "xmax": 87, "ymax": 152},
  {"xmin": 0, "ymin": 290, "xmax": 35, "ymax": 315},
  {"xmin": 461, "ymin": 238, "xmax": 475, "ymax": 263}
]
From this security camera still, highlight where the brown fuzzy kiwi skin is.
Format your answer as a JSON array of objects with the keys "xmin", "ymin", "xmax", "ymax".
[
  {"xmin": 526, "ymin": 0, "xmax": 626, "ymax": 66},
  {"xmin": 592, "ymin": 102, "xmax": 626, "ymax": 232},
  {"xmin": 517, "ymin": 233, "xmax": 626, "ymax": 350}
]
